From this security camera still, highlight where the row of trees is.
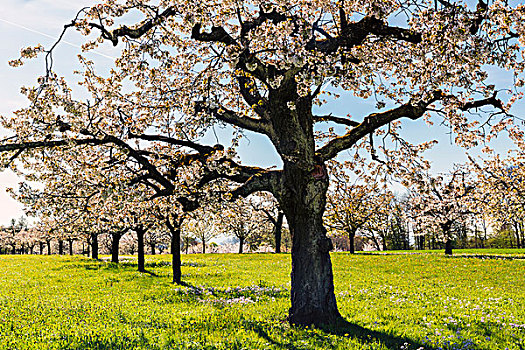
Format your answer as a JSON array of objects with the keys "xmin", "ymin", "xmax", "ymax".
[
  {"xmin": 0, "ymin": 207, "xmax": 290, "ymax": 256},
  {"xmin": 4, "ymin": 147, "xmax": 525, "ymax": 260},
  {"xmin": 324, "ymin": 152, "xmax": 525, "ymax": 255}
]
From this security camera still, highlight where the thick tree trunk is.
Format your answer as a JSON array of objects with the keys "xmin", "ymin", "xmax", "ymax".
[
  {"xmin": 281, "ymin": 164, "xmax": 341, "ymax": 326},
  {"xmin": 47, "ymin": 240, "xmax": 52, "ymax": 255},
  {"xmin": 150, "ymin": 243, "xmax": 156, "ymax": 255},
  {"xmin": 39, "ymin": 242, "xmax": 44, "ymax": 255},
  {"xmin": 137, "ymin": 227, "xmax": 145, "ymax": 273},
  {"xmin": 238, "ymin": 236, "xmax": 244, "ymax": 254},
  {"xmin": 91, "ymin": 233, "xmax": 98, "ymax": 260},
  {"xmin": 111, "ymin": 233, "xmax": 121, "ymax": 263},
  {"xmin": 58, "ymin": 240, "xmax": 64, "ymax": 255},
  {"xmin": 274, "ymin": 211, "xmax": 284, "ymax": 253}
]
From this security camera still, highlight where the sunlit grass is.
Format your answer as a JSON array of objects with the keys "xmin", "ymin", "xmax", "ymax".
[{"xmin": 0, "ymin": 252, "xmax": 523, "ymax": 349}]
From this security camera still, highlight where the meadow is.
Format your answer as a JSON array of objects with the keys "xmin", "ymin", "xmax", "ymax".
[{"xmin": 0, "ymin": 251, "xmax": 524, "ymax": 350}]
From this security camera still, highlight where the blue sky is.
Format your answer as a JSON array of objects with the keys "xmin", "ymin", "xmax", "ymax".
[{"xmin": 0, "ymin": 0, "xmax": 522, "ymax": 225}]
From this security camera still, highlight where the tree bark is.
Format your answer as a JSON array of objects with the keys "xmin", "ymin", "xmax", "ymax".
[
  {"xmin": 58, "ymin": 240, "xmax": 64, "ymax": 255},
  {"xmin": 274, "ymin": 211, "xmax": 284, "ymax": 253},
  {"xmin": 348, "ymin": 228, "xmax": 356, "ymax": 254},
  {"xmin": 166, "ymin": 216, "xmax": 182, "ymax": 284},
  {"xmin": 39, "ymin": 242, "xmax": 44, "ymax": 255},
  {"xmin": 442, "ymin": 222, "xmax": 453, "ymax": 255},
  {"xmin": 444, "ymin": 239, "xmax": 453, "ymax": 255},
  {"xmin": 91, "ymin": 233, "xmax": 99, "ymax": 260},
  {"xmin": 238, "ymin": 236, "xmax": 244, "ymax": 254},
  {"xmin": 68, "ymin": 239, "xmax": 74, "ymax": 255},
  {"xmin": 47, "ymin": 240, "xmax": 52, "ymax": 255},
  {"xmin": 111, "ymin": 233, "xmax": 121, "ymax": 263},
  {"xmin": 201, "ymin": 238, "xmax": 206, "ymax": 254},
  {"xmin": 150, "ymin": 243, "xmax": 156, "ymax": 255},
  {"xmin": 280, "ymin": 163, "xmax": 341, "ymax": 326},
  {"xmin": 136, "ymin": 226, "xmax": 145, "ymax": 272}
]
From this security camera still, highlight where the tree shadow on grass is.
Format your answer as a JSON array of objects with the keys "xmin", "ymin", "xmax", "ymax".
[
  {"xmin": 248, "ymin": 318, "xmax": 483, "ymax": 350},
  {"xmin": 320, "ymin": 319, "xmax": 438, "ymax": 350}
]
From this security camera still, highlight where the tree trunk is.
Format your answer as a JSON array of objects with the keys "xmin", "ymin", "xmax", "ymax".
[
  {"xmin": 39, "ymin": 242, "xmax": 44, "ymax": 255},
  {"xmin": 442, "ymin": 222, "xmax": 453, "ymax": 255},
  {"xmin": 444, "ymin": 239, "xmax": 453, "ymax": 255},
  {"xmin": 348, "ymin": 229, "xmax": 356, "ymax": 254},
  {"xmin": 482, "ymin": 219, "xmax": 487, "ymax": 248},
  {"xmin": 274, "ymin": 211, "xmax": 284, "ymax": 253},
  {"xmin": 137, "ymin": 227, "xmax": 145, "ymax": 273},
  {"xmin": 166, "ymin": 216, "xmax": 182, "ymax": 284},
  {"xmin": 91, "ymin": 233, "xmax": 98, "ymax": 260},
  {"xmin": 47, "ymin": 240, "xmax": 52, "ymax": 255},
  {"xmin": 238, "ymin": 236, "xmax": 244, "ymax": 254},
  {"xmin": 201, "ymin": 238, "xmax": 206, "ymax": 254},
  {"xmin": 68, "ymin": 239, "xmax": 74, "ymax": 255},
  {"xmin": 280, "ymin": 163, "xmax": 341, "ymax": 326},
  {"xmin": 380, "ymin": 232, "xmax": 387, "ymax": 251},
  {"xmin": 513, "ymin": 222, "xmax": 521, "ymax": 249},
  {"xmin": 58, "ymin": 240, "xmax": 64, "ymax": 255},
  {"xmin": 111, "ymin": 233, "xmax": 121, "ymax": 263},
  {"xmin": 150, "ymin": 243, "xmax": 156, "ymax": 255}
]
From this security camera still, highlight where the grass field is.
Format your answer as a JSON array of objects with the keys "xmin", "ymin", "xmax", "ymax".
[{"xmin": 0, "ymin": 252, "xmax": 524, "ymax": 349}]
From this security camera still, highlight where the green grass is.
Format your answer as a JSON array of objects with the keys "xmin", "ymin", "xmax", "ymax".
[
  {"xmin": 358, "ymin": 248, "xmax": 525, "ymax": 255},
  {"xmin": 0, "ymin": 253, "xmax": 524, "ymax": 349}
]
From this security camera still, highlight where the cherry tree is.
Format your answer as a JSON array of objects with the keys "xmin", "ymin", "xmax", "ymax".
[
  {"xmin": 470, "ymin": 153, "xmax": 525, "ymax": 248},
  {"xmin": 1, "ymin": 217, "xmax": 28, "ymax": 254},
  {"xmin": 219, "ymin": 198, "xmax": 273, "ymax": 253},
  {"xmin": 407, "ymin": 167, "xmax": 476, "ymax": 254},
  {"xmin": 1, "ymin": 0, "xmax": 525, "ymax": 325},
  {"xmin": 182, "ymin": 210, "xmax": 219, "ymax": 254},
  {"xmin": 249, "ymin": 192, "xmax": 286, "ymax": 253},
  {"xmin": 325, "ymin": 160, "xmax": 392, "ymax": 253}
]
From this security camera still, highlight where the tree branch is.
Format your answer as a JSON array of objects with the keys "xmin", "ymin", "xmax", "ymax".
[
  {"xmin": 0, "ymin": 137, "xmax": 113, "ymax": 154},
  {"xmin": 191, "ymin": 23, "xmax": 236, "ymax": 46},
  {"xmin": 307, "ymin": 15, "xmax": 421, "ymax": 54},
  {"xmin": 230, "ymin": 170, "xmax": 283, "ymax": 199},
  {"xmin": 195, "ymin": 102, "xmax": 272, "ymax": 135},
  {"xmin": 102, "ymin": 135, "xmax": 176, "ymax": 194},
  {"xmin": 90, "ymin": 7, "xmax": 177, "ymax": 46},
  {"xmin": 314, "ymin": 115, "xmax": 360, "ymax": 127},
  {"xmin": 316, "ymin": 92, "xmax": 441, "ymax": 161},
  {"xmin": 128, "ymin": 132, "xmax": 222, "ymax": 155}
]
